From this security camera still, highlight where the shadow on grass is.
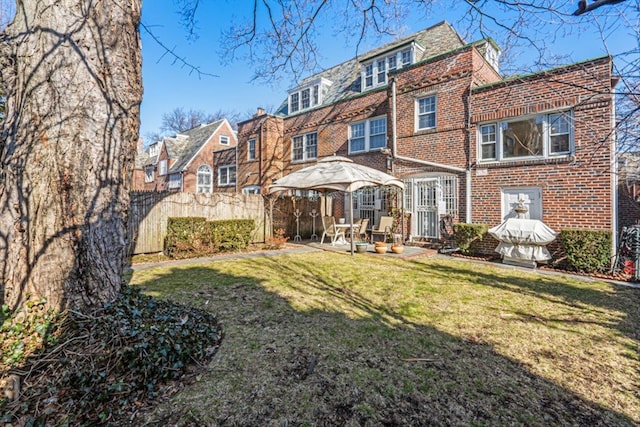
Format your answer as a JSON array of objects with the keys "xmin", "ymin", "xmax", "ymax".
[
  {"xmin": 409, "ymin": 258, "xmax": 640, "ymax": 351},
  {"xmin": 130, "ymin": 254, "xmax": 637, "ymax": 426}
]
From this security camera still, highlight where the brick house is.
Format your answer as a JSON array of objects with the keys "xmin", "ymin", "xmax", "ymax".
[
  {"xmin": 132, "ymin": 119, "xmax": 237, "ymax": 192},
  {"xmin": 235, "ymin": 20, "xmax": 627, "ymax": 249}
]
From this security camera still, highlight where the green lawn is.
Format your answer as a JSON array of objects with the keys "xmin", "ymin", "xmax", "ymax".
[{"xmin": 129, "ymin": 251, "xmax": 639, "ymax": 426}]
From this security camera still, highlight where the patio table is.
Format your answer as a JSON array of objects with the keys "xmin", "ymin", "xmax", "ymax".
[{"xmin": 335, "ymin": 223, "xmax": 360, "ymax": 244}]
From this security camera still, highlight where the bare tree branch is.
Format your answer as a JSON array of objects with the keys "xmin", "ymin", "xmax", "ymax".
[{"xmin": 140, "ymin": 22, "xmax": 218, "ymax": 78}]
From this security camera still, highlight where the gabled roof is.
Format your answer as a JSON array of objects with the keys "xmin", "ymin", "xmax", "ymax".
[
  {"xmin": 277, "ymin": 21, "xmax": 466, "ymax": 115},
  {"xmin": 165, "ymin": 119, "xmax": 226, "ymax": 173},
  {"xmin": 135, "ymin": 141, "xmax": 160, "ymax": 168}
]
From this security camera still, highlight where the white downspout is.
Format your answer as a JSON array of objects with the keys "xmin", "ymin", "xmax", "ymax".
[
  {"xmin": 611, "ymin": 78, "xmax": 618, "ymax": 258},
  {"xmin": 391, "ymin": 78, "xmax": 472, "ymax": 224}
]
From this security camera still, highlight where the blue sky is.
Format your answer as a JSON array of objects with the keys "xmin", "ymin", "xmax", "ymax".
[{"xmin": 139, "ymin": 1, "xmax": 637, "ymax": 142}]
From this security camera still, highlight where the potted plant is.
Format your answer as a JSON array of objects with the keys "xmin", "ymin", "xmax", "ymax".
[
  {"xmin": 390, "ymin": 233, "xmax": 404, "ymax": 254},
  {"xmin": 355, "ymin": 241, "xmax": 368, "ymax": 253},
  {"xmin": 374, "ymin": 241, "xmax": 388, "ymax": 254}
]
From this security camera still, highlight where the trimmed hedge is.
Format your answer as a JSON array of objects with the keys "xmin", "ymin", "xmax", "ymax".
[
  {"xmin": 560, "ymin": 229, "xmax": 612, "ymax": 274},
  {"xmin": 165, "ymin": 217, "xmax": 255, "ymax": 258},
  {"xmin": 453, "ymin": 223, "xmax": 488, "ymax": 255}
]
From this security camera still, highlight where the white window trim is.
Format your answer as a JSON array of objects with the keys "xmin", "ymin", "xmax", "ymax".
[
  {"xmin": 218, "ymin": 165, "xmax": 236, "ymax": 187},
  {"xmin": 242, "ymin": 185, "xmax": 261, "ymax": 195},
  {"xmin": 148, "ymin": 144, "xmax": 159, "ymax": 157},
  {"xmin": 478, "ymin": 110, "xmax": 574, "ymax": 163},
  {"xmin": 288, "ymin": 78, "xmax": 332, "ymax": 115},
  {"xmin": 158, "ymin": 159, "xmax": 168, "ymax": 176},
  {"xmin": 196, "ymin": 165, "xmax": 212, "ymax": 193},
  {"xmin": 168, "ymin": 173, "xmax": 182, "ymax": 190},
  {"xmin": 415, "ymin": 95, "xmax": 437, "ymax": 131},
  {"xmin": 248, "ymin": 138, "xmax": 256, "ymax": 161},
  {"xmin": 348, "ymin": 116, "xmax": 387, "ymax": 154},
  {"xmin": 219, "ymin": 135, "xmax": 230, "ymax": 145},
  {"xmin": 361, "ymin": 46, "xmax": 415, "ymax": 91},
  {"xmin": 144, "ymin": 166, "xmax": 154, "ymax": 183},
  {"xmin": 291, "ymin": 132, "xmax": 318, "ymax": 162}
]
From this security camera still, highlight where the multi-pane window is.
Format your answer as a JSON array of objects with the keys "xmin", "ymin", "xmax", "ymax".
[
  {"xmin": 220, "ymin": 135, "xmax": 230, "ymax": 145},
  {"xmin": 292, "ymin": 132, "xmax": 318, "ymax": 162},
  {"xmin": 197, "ymin": 165, "xmax": 212, "ymax": 193},
  {"xmin": 364, "ymin": 63, "xmax": 374, "ymax": 88},
  {"xmin": 301, "ymin": 88, "xmax": 310, "ymax": 109},
  {"xmin": 349, "ymin": 117, "xmax": 387, "ymax": 153},
  {"xmin": 248, "ymin": 138, "xmax": 256, "ymax": 160},
  {"xmin": 369, "ymin": 118, "xmax": 386, "ymax": 150},
  {"xmin": 218, "ymin": 165, "xmax": 236, "ymax": 186},
  {"xmin": 549, "ymin": 113, "xmax": 571, "ymax": 154},
  {"xmin": 388, "ymin": 56, "xmax": 397, "ymax": 72},
  {"xmin": 361, "ymin": 47, "xmax": 416, "ymax": 90},
  {"xmin": 148, "ymin": 143, "xmax": 159, "ymax": 157},
  {"xmin": 401, "ymin": 48, "xmax": 412, "ymax": 66},
  {"xmin": 480, "ymin": 124, "xmax": 496, "ymax": 160},
  {"xmin": 289, "ymin": 83, "xmax": 324, "ymax": 114},
  {"xmin": 168, "ymin": 173, "xmax": 181, "ymax": 189},
  {"xmin": 350, "ymin": 123, "xmax": 366, "ymax": 152},
  {"xmin": 416, "ymin": 96, "xmax": 436, "ymax": 130},
  {"xmin": 290, "ymin": 93, "xmax": 299, "ymax": 113},
  {"xmin": 158, "ymin": 159, "xmax": 167, "ymax": 176},
  {"xmin": 377, "ymin": 59, "xmax": 386, "ymax": 84},
  {"xmin": 479, "ymin": 111, "xmax": 573, "ymax": 162}
]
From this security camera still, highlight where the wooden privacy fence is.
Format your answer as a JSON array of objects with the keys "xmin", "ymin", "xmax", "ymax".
[{"xmin": 128, "ymin": 191, "xmax": 268, "ymax": 255}]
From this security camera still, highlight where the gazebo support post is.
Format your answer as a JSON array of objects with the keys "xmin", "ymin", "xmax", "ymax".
[{"xmin": 349, "ymin": 191, "xmax": 354, "ymax": 255}]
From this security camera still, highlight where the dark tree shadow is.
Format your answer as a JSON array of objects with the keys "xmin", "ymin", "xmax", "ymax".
[{"xmin": 130, "ymin": 256, "xmax": 638, "ymax": 426}]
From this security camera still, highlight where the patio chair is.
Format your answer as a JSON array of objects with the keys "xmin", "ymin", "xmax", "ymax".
[
  {"xmin": 355, "ymin": 218, "xmax": 369, "ymax": 242},
  {"xmin": 371, "ymin": 216, "xmax": 394, "ymax": 242},
  {"xmin": 321, "ymin": 215, "xmax": 346, "ymax": 246}
]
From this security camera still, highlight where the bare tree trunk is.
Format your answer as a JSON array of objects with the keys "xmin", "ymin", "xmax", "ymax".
[{"xmin": 0, "ymin": 1, "xmax": 142, "ymax": 312}]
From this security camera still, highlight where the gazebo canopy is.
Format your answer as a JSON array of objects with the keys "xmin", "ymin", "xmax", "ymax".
[
  {"xmin": 269, "ymin": 156, "xmax": 404, "ymax": 255},
  {"xmin": 268, "ymin": 156, "xmax": 404, "ymax": 194}
]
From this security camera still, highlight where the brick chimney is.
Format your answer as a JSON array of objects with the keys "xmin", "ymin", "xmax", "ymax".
[{"xmin": 255, "ymin": 107, "xmax": 265, "ymax": 117}]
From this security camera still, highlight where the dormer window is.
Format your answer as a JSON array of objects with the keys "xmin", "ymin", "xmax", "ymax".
[
  {"xmin": 361, "ymin": 46, "xmax": 419, "ymax": 91},
  {"xmin": 290, "ymin": 93, "xmax": 300, "ymax": 113},
  {"xmin": 287, "ymin": 78, "xmax": 332, "ymax": 115},
  {"xmin": 401, "ymin": 48, "xmax": 412, "ymax": 66},
  {"xmin": 148, "ymin": 143, "xmax": 159, "ymax": 157}
]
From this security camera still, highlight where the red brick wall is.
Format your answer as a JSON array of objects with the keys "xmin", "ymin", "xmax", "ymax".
[
  {"xmin": 469, "ymin": 57, "xmax": 615, "ymax": 233},
  {"xmin": 181, "ymin": 120, "xmax": 238, "ymax": 193},
  {"xmin": 213, "ymin": 147, "xmax": 237, "ymax": 193},
  {"xmin": 237, "ymin": 114, "xmax": 284, "ymax": 193}
]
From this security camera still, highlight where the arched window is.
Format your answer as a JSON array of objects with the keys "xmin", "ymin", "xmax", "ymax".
[{"xmin": 197, "ymin": 165, "xmax": 212, "ymax": 193}]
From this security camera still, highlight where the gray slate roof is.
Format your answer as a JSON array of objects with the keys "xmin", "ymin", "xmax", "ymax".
[
  {"xmin": 166, "ymin": 120, "xmax": 224, "ymax": 173},
  {"xmin": 276, "ymin": 21, "xmax": 466, "ymax": 115}
]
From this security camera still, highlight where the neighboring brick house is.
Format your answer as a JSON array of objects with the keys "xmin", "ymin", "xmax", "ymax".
[
  {"xmin": 235, "ymin": 20, "xmax": 626, "ymax": 249},
  {"xmin": 132, "ymin": 119, "xmax": 237, "ymax": 192},
  {"xmin": 618, "ymin": 152, "xmax": 640, "ymax": 228}
]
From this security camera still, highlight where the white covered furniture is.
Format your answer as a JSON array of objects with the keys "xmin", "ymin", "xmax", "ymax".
[{"xmin": 488, "ymin": 218, "xmax": 557, "ymax": 267}]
